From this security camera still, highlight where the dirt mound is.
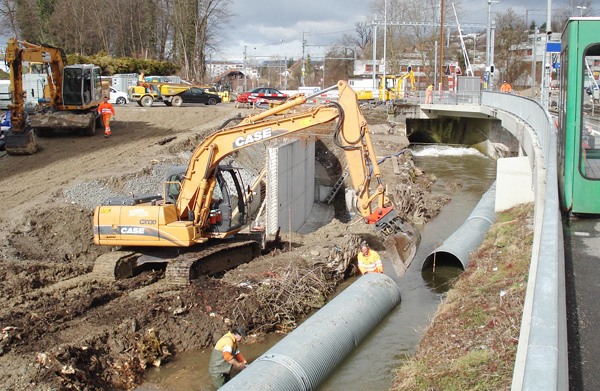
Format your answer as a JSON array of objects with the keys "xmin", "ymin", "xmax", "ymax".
[{"xmin": 4, "ymin": 204, "xmax": 105, "ymax": 264}]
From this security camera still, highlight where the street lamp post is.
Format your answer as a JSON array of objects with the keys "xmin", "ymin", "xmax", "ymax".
[
  {"xmin": 486, "ymin": 0, "xmax": 499, "ymax": 90},
  {"xmin": 279, "ymin": 39, "xmax": 283, "ymax": 88},
  {"xmin": 243, "ymin": 46, "xmax": 247, "ymax": 91},
  {"xmin": 284, "ymin": 56, "xmax": 288, "ymax": 90},
  {"xmin": 576, "ymin": 6, "xmax": 587, "ymax": 16}
]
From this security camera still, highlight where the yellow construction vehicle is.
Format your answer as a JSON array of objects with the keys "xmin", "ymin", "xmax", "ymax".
[
  {"xmin": 128, "ymin": 83, "xmax": 195, "ymax": 107},
  {"xmin": 4, "ymin": 38, "xmax": 105, "ymax": 154},
  {"xmin": 128, "ymin": 82, "xmax": 229, "ymax": 106},
  {"xmin": 355, "ymin": 69, "xmax": 417, "ymax": 101},
  {"xmin": 93, "ymin": 80, "xmax": 420, "ymax": 284}
]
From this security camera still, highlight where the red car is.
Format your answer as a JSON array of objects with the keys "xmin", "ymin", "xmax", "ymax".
[{"xmin": 236, "ymin": 87, "xmax": 288, "ymax": 104}]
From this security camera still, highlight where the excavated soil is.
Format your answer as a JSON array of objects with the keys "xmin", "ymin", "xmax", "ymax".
[{"xmin": 0, "ymin": 103, "xmax": 447, "ymax": 390}]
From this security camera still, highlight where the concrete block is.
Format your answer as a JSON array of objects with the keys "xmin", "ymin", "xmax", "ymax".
[
  {"xmin": 319, "ymin": 185, "xmax": 333, "ymax": 202},
  {"xmin": 495, "ymin": 157, "xmax": 534, "ymax": 212}
]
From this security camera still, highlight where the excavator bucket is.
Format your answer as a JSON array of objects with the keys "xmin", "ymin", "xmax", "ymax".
[
  {"xmin": 384, "ymin": 230, "xmax": 420, "ymax": 278},
  {"xmin": 5, "ymin": 127, "xmax": 38, "ymax": 155}
]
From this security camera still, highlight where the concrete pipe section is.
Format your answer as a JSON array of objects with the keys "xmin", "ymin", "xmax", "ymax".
[
  {"xmin": 220, "ymin": 273, "xmax": 401, "ymax": 391},
  {"xmin": 422, "ymin": 182, "xmax": 497, "ymax": 270}
]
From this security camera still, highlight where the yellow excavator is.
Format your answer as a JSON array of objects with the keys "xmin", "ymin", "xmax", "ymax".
[
  {"xmin": 4, "ymin": 38, "xmax": 104, "ymax": 154},
  {"xmin": 356, "ymin": 68, "xmax": 417, "ymax": 101},
  {"xmin": 93, "ymin": 80, "xmax": 420, "ymax": 284}
]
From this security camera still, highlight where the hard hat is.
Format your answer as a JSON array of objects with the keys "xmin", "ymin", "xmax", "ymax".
[{"xmin": 235, "ymin": 327, "xmax": 247, "ymax": 339}]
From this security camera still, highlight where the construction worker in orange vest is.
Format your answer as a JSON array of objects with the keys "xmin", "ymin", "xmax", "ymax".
[
  {"xmin": 357, "ymin": 241, "xmax": 383, "ymax": 274},
  {"xmin": 97, "ymin": 95, "xmax": 115, "ymax": 137},
  {"xmin": 500, "ymin": 80, "xmax": 513, "ymax": 93}
]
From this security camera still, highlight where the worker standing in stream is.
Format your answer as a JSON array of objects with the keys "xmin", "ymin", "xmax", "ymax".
[
  {"xmin": 209, "ymin": 326, "xmax": 248, "ymax": 388},
  {"xmin": 357, "ymin": 241, "xmax": 383, "ymax": 274},
  {"xmin": 97, "ymin": 95, "xmax": 115, "ymax": 137}
]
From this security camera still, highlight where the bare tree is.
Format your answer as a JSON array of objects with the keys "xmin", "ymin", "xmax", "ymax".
[
  {"xmin": 5, "ymin": 0, "xmax": 228, "ymax": 81},
  {"xmin": 494, "ymin": 8, "xmax": 527, "ymax": 84},
  {"xmin": 345, "ymin": 21, "xmax": 372, "ymax": 55},
  {"xmin": 171, "ymin": 0, "xmax": 231, "ymax": 81},
  {"xmin": 0, "ymin": 0, "xmax": 19, "ymax": 38}
]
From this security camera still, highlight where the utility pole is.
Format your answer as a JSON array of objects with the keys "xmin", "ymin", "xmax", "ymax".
[
  {"xmin": 382, "ymin": 0, "xmax": 387, "ymax": 102},
  {"xmin": 541, "ymin": 0, "xmax": 552, "ymax": 107},
  {"xmin": 490, "ymin": 21, "xmax": 496, "ymax": 90},
  {"xmin": 372, "ymin": 16, "xmax": 377, "ymax": 94},
  {"xmin": 531, "ymin": 27, "xmax": 537, "ymax": 98},
  {"xmin": 301, "ymin": 32, "xmax": 306, "ymax": 87},
  {"xmin": 243, "ymin": 46, "xmax": 247, "ymax": 91},
  {"xmin": 284, "ymin": 57, "xmax": 288, "ymax": 90},
  {"xmin": 486, "ymin": 1, "xmax": 499, "ymax": 90},
  {"xmin": 438, "ymin": 0, "xmax": 445, "ymax": 89},
  {"xmin": 434, "ymin": 40, "xmax": 438, "ymax": 87},
  {"xmin": 279, "ymin": 39, "xmax": 283, "ymax": 88}
]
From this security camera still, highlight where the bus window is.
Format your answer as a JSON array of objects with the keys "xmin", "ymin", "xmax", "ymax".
[{"xmin": 580, "ymin": 44, "xmax": 600, "ymax": 179}]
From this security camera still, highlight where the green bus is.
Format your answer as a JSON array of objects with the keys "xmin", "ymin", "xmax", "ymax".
[{"xmin": 558, "ymin": 18, "xmax": 600, "ymax": 214}]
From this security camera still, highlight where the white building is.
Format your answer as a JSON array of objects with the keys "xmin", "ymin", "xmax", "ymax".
[{"xmin": 207, "ymin": 61, "xmax": 259, "ymax": 80}]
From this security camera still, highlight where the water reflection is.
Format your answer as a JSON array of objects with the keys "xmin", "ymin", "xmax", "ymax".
[{"xmin": 422, "ymin": 265, "xmax": 464, "ymax": 294}]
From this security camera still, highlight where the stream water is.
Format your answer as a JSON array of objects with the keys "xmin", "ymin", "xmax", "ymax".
[{"xmin": 136, "ymin": 145, "xmax": 497, "ymax": 391}]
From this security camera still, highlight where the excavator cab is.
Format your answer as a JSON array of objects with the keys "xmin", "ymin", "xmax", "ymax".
[
  {"xmin": 206, "ymin": 166, "xmax": 248, "ymax": 233},
  {"xmin": 164, "ymin": 165, "xmax": 249, "ymax": 235},
  {"xmin": 61, "ymin": 65, "xmax": 102, "ymax": 107}
]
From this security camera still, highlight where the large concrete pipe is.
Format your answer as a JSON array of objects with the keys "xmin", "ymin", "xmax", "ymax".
[
  {"xmin": 220, "ymin": 273, "xmax": 401, "ymax": 391},
  {"xmin": 422, "ymin": 182, "xmax": 497, "ymax": 270}
]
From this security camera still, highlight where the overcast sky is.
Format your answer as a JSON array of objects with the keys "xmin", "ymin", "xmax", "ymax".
[{"xmin": 217, "ymin": 0, "xmax": 588, "ymax": 62}]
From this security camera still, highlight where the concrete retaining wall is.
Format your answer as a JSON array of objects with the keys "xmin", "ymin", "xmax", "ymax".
[
  {"xmin": 266, "ymin": 138, "xmax": 316, "ymax": 235},
  {"xmin": 495, "ymin": 157, "xmax": 535, "ymax": 212}
]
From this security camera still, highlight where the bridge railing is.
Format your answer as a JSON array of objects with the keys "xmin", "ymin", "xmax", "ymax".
[{"xmin": 480, "ymin": 92, "xmax": 567, "ymax": 391}]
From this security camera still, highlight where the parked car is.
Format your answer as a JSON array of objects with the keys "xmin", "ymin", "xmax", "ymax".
[
  {"xmin": 109, "ymin": 87, "xmax": 129, "ymax": 105},
  {"xmin": 170, "ymin": 87, "xmax": 222, "ymax": 107},
  {"xmin": 236, "ymin": 87, "xmax": 288, "ymax": 104}
]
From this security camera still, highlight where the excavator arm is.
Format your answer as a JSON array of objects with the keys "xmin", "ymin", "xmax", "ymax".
[
  {"xmin": 175, "ymin": 80, "xmax": 420, "ymax": 275},
  {"xmin": 399, "ymin": 70, "xmax": 416, "ymax": 92}
]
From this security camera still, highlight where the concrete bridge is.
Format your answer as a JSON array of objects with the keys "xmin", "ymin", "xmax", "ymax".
[{"xmin": 402, "ymin": 92, "xmax": 566, "ymax": 391}]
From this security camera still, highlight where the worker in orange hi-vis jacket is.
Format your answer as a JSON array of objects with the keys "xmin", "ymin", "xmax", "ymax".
[
  {"xmin": 357, "ymin": 241, "xmax": 383, "ymax": 274},
  {"xmin": 97, "ymin": 95, "xmax": 116, "ymax": 137},
  {"xmin": 500, "ymin": 81, "xmax": 513, "ymax": 93}
]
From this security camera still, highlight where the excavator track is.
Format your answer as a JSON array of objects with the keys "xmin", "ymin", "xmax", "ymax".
[
  {"xmin": 165, "ymin": 240, "xmax": 261, "ymax": 286},
  {"xmin": 92, "ymin": 240, "xmax": 262, "ymax": 286},
  {"xmin": 92, "ymin": 251, "xmax": 138, "ymax": 281}
]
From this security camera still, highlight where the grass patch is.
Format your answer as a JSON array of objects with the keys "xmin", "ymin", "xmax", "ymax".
[{"xmin": 392, "ymin": 203, "xmax": 534, "ymax": 391}]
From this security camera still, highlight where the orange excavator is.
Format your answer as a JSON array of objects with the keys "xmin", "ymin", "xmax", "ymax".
[
  {"xmin": 4, "ymin": 38, "xmax": 104, "ymax": 154},
  {"xmin": 93, "ymin": 80, "xmax": 420, "ymax": 284}
]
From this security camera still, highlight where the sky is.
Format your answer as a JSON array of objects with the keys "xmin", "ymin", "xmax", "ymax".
[{"xmin": 217, "ymin": 0, "xmax": 580, "ymax": 62}]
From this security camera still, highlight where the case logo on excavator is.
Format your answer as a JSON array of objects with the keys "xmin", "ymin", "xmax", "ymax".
[
  {"xmin": 233, "ymin": 128, "xmax": 273, "ymax": 148},
  {"xmin": 121, "ymin": 227, "xmax": 145, "ymax": 235}
]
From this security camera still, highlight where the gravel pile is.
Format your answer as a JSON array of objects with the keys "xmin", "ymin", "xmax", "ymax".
[
  {"xmin": 60, "ymin": 155, "xmax": 259, "ymax": 210},
  {"xmin": 61, "ymin": 161, "xmax": 178, "ymax": 209},
  {"xmin": 61, "ymin": 180, "xmax": 121, "ymax": 209}
]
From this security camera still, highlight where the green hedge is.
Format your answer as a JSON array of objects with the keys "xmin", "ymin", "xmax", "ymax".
[{"xmin": 66, "ymin": 52, "xmax": 180, "ymax": 76}]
